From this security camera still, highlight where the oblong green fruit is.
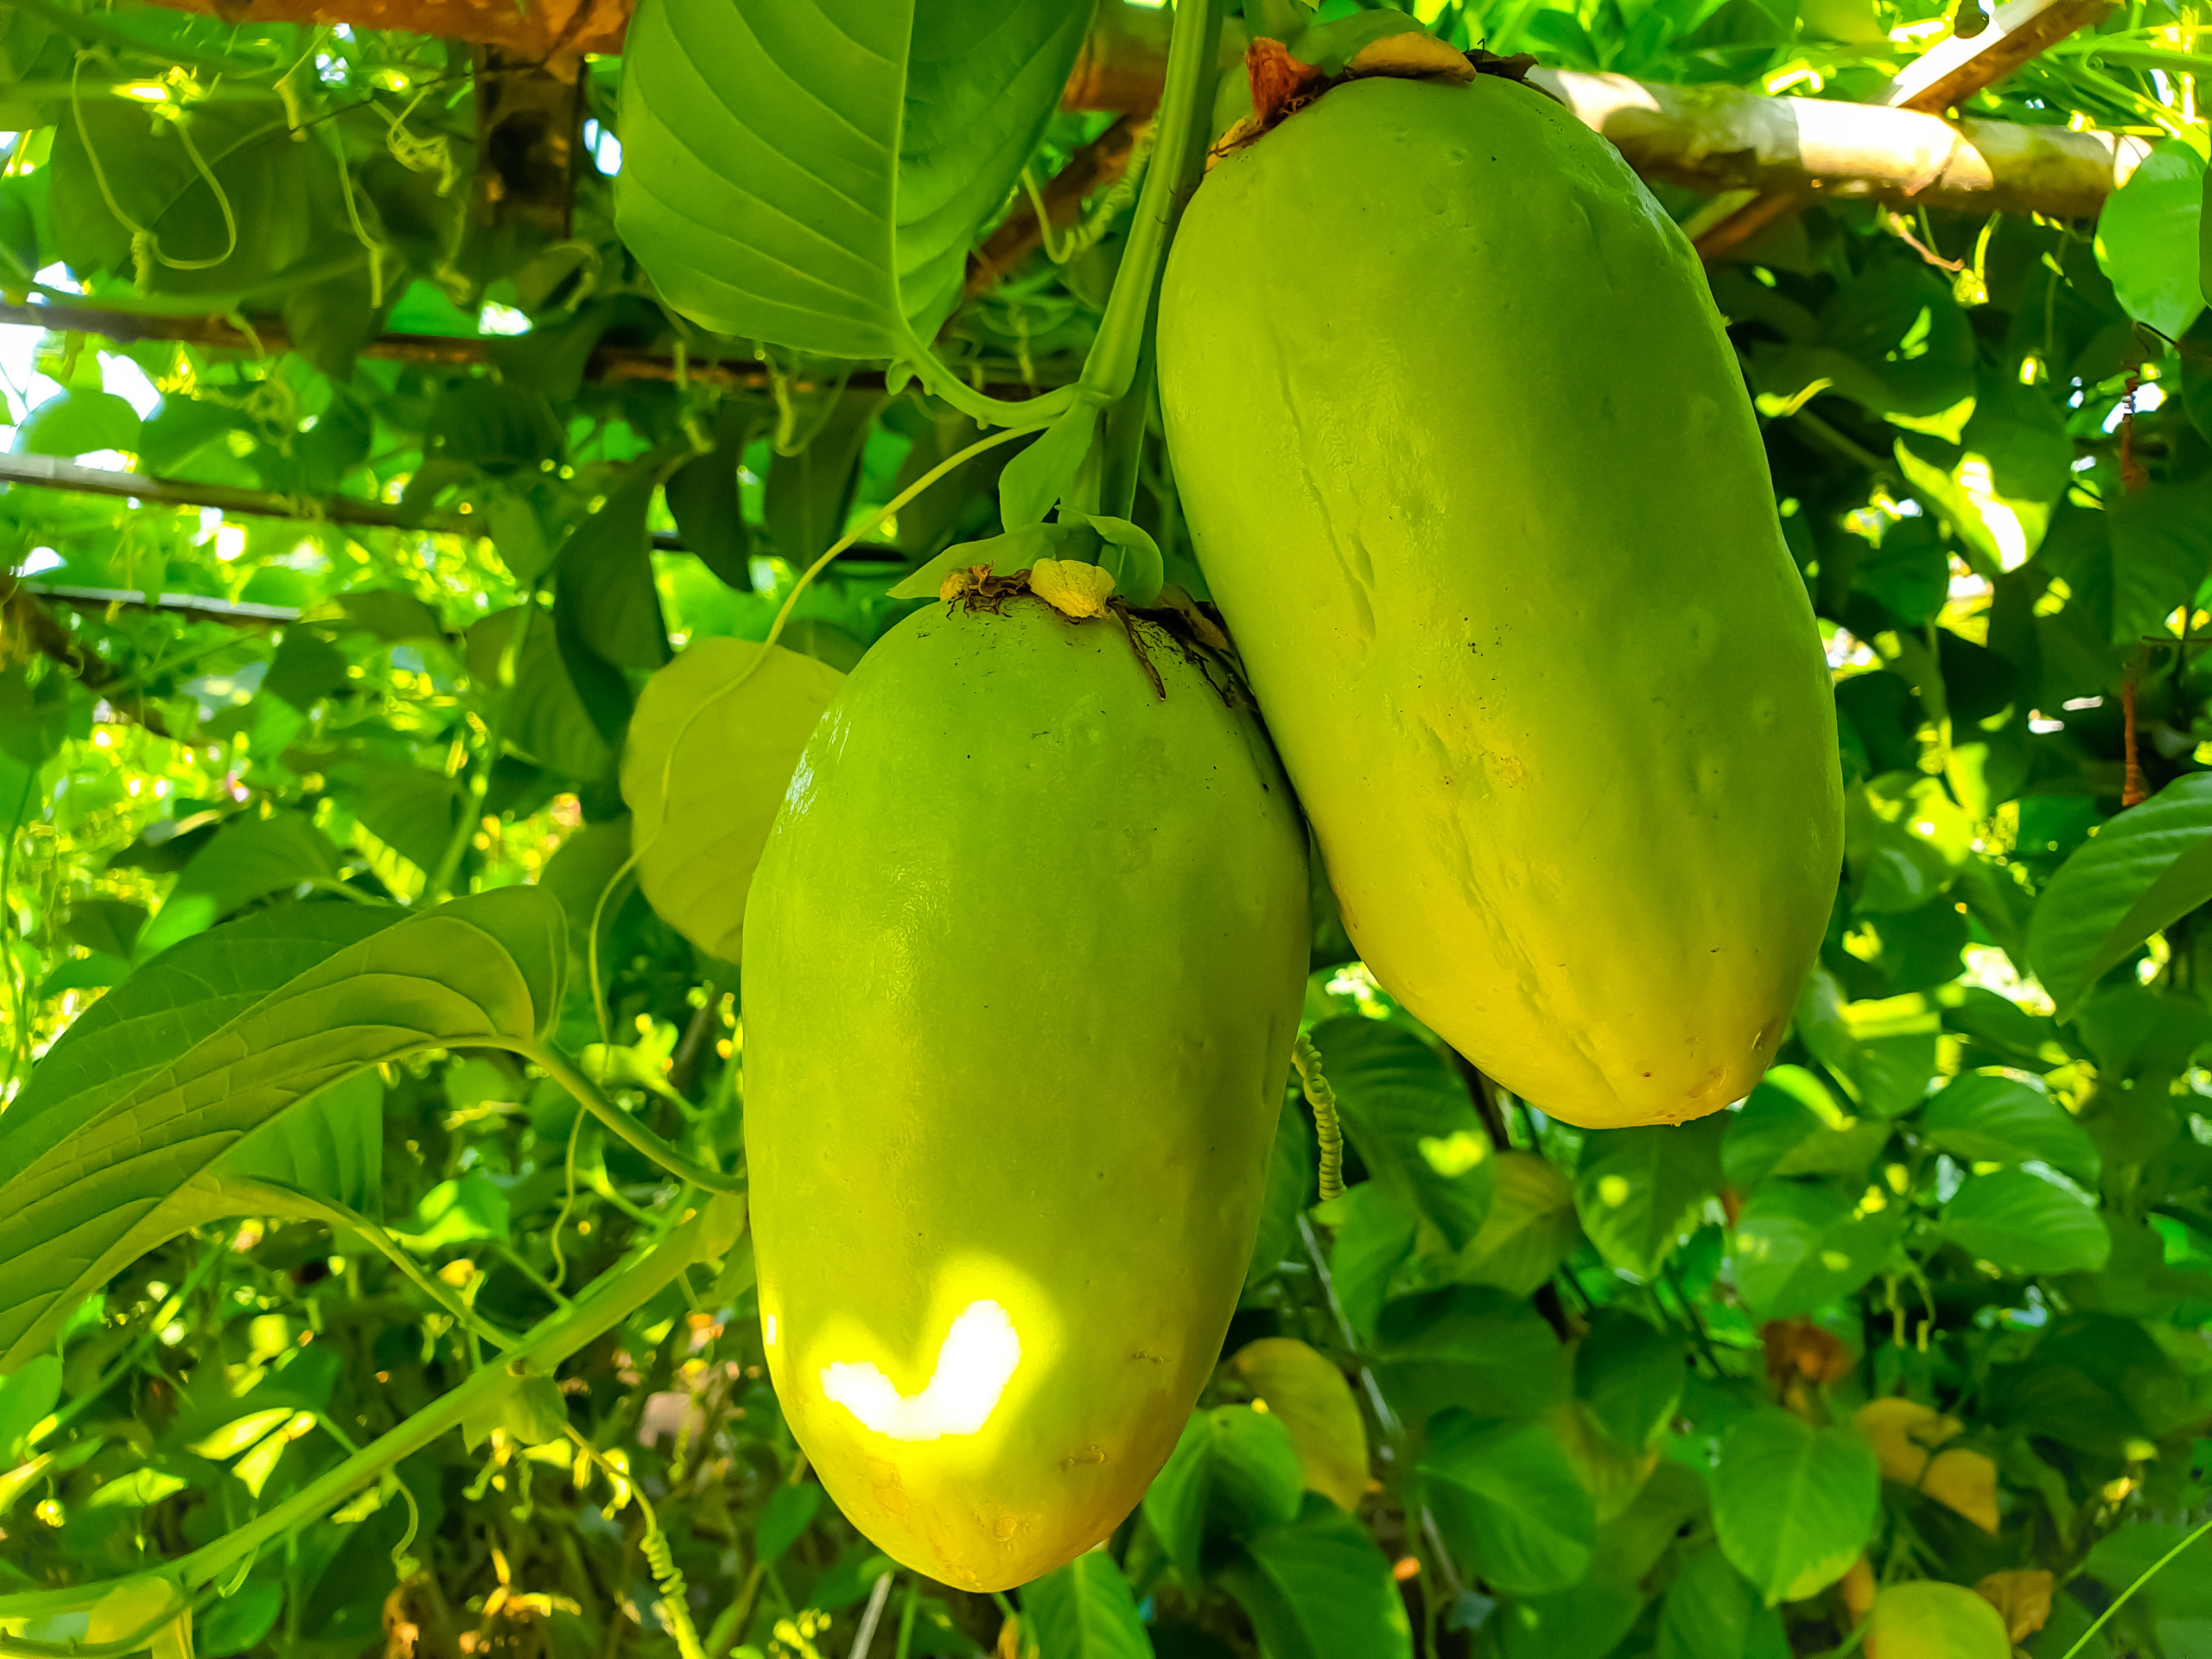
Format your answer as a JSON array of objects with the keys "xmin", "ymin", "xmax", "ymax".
[
  {"xmin": 1157, "ymin": 74, "xmax": 1842, "ymax": 1129},
  {"xmin": 741, "ymin": 588, "xmax": 1308, "ymax": 1592}
]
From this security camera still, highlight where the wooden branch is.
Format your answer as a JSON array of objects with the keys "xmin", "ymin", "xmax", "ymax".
[
  {"xmin": 141, "ymin": 0, "xmax": 623, "ymax": 62},
  {"xmin": 1, "ymin": 582, "xmax": 175, "ymax": 734},
  {"xmin": 964, "ymin": 116, "xmax": 1147, "ymax": 300},
  {"xmin": 1692, "ymin": 0, "xmax": 2114, "ymax": 259},
  {"xmin": 1533, "ymin": 67, "xmax": 2149, "ymax": 223},
  {"xmin": 0, "ymin": 451, "xmax": 480, "ymax": 537}
]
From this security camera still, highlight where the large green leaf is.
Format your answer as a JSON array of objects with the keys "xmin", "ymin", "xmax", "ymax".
[
  {"xmin": 1575, "ymin": 1308, "xmax": 1685, "ymax": 1452},
  {"xmin": 1451, "ymin": 1151, "xmax": 1580, "ymax": 1297},
  {"xmin": 620, "ymin": 639, "xmax": 845, "ymax": 963},
  {"xmin": 1222, "ymin": 1338, "xmax": 1368, "ymax": 1515},
  {"xmin": 1324, "ymin": 1181, "xmax": 1418, "ymax": 1344},
  {"xmin": 2095, "ymin": 141, "xmax": 2207, "ymax": 341},
  {"xmin": 1711, "ymin": 1409, "xmax": 1878, "ymax": 1605},
  {"xmin": 2026, "ymin": 774, "xmax": 2212, "ymax": 1020},
  {"xmin": 1419, "ymin": 1411, "xmax": 1595, "ymax": 1594},
  {"xmin": 1141, "ymin": 1406, "xmax": 1304, "ymax": 1583},
  {"xmin": 1217, "ymin": 1496, "xmax": 1413, "ymax": 1659},
  {"xmin": 556, "ymin": 467, "xmax": 670, "ymax": 671},
  {"xmin": 615, "ymin": 0, "xmax": 1090, "ymax": 358},
  {"xmin": 1308, "ymin": 1017, "xmax": 1494, "ymax": 1249},
  {"xmin": 1731, "ymin": 1179, "xmax": 1906, "ymax": 1319},
  {"xmin": 1370, "ymin": 1287, "xmax": 1570, "ymax": 1424},
  {"xmin": 1916, "ymin": 1072, "xmax": 2101, "ymax": 1183},
  {"xmin": 1942, "ymin": 1169, "xmax": 2111, "ymax": 1277},
  {"xmin": 219, "ymin": 1067, "xmax": 385, "ymax": 1220},
  {"xmin": 1721, "ymin": 1069, "xmax": 1890, "ymax": 1191},
  {"xmin": 1866, "ymin": 1581, "xmax": 2009, "ymax": 1659},
  {"xmin": 1021, "ymin": 1551, "xmax": 1151, "ymax": 1659},
  {"xmin": 1657, "ymin": 1545, "xmax": 1789, "ymax": 1659},
  {"xmin": 16, "ymin": 389, "xmax": 140, "ymax": 458},
  {"xmin": 136, "ymin": 812, "xmax": 346, "ymax": 959},
  {"xmin": 0, "ymin": 888, "xmax": 565, "ymax": 1369},
  {"xmin": 1573, "ymin": 1117, "xmax": 1726, "ymax": 1281}
]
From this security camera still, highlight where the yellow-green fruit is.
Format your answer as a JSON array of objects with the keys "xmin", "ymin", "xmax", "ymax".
[
  {"xmin": 741, "ymin": 593, "xmax": 1308, "ymax": 1591},
  {"xmin": 1157, "ymin": 75, "xmax": 1841, "ymax": 1128}
]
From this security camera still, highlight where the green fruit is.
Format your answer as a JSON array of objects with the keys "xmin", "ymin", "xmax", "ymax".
[
  {"xmin": 741, "ymin": 587, "xmax": 1308, "ymax": 1592},
  {"xmin": 1157, "ymin": 74, "xmax": 1841, "ymax": 1129}
]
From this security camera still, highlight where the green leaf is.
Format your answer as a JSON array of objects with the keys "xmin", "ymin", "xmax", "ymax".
[
  {"xmin": 2108, "ymin": 476, "xmax": 2212, "ymax": 649},
  {"xmin": 2027, "ymin": 774, "xmax": 2212, "ymax": 1020},
  {"xmin": 620, "ymin": 639, "xmax": 846, "ymax": 963},
  {"xmin": 1141, "ymin": 1405, "xmax": 1304, "ymax": 1582},
  {"xmin": 1371, "ymin": 1287, "xmax": 1570, "ymax": 1424},
  {"xmin": 1575, "ymin": 1308, "xmax": 1685, "ymax": 1452},
  {"xmin": 2095, "ymin": 141, "xmax": 2207, "ymax": 341},
  {"xmin": 1657, "ymin": 1545, "xmax": 1789, "ymax": 1659},
  {"xmin": 1942, "ymin": 1168, "xmax": 2110, "ymax": 1276},
  {"xmin": 1711, "ymin": 1408, "xmax": 1878, "ymax": 1605},
  {"xmin": 1243, "ymin": 1097, "xmax": 1314, "ymax": 1293},
  {"xmin": 558, "ymin": 467, "xmax": 671, "ymax": 671},
  {"xmin": 16, "ymin": 389, "xmax": 140, "ymax": 457},
  {"xmin": 615, "ymin": 0, "xmax": 1090, "ymax": 358},
  {"xmin": 0, "ymin": 887, "xmax": 564, "ymax": 1369},
  {"xmin": 1419, "ymin": 1411, "xmax": 1595, "ymax": 1594},
  {"xmin": 1308, "ymin": 1017, "xmax": 1494, "ymax": 1249},
  {"xmin": 1450, "ymin": 1150, "xmax": 1580, "ymax": 1297},
  {"xmin": 470, "ymin": 605, "xmax": 615, "ymax": 781},
  {"xmin": 763, "ymin": 389, "xmax": 891, "ymax": 563},
  {"xmin": 1217, "ymin": 1495, "xmax": 1413, "ymax": 1659},
  {"xmin": 1732, "ymin": 1179, "xmax": 1906, "ymax": 1319},
  {"xmin": 200, "ymin": 1583, "xmax": 282, "ymax": 1659},
  {"xmin": 1791, "ymin": 969, "xmax": 1938, "ymax": 1117},
  {"xmin": 1021, "ymin": 1551, "xmax": 1152, "ymax": 1659},
  {"xmin": 135, "ymin": 812, "xmax": 344, "ymax": 960},
  {"xmin": 0, "ymin": 1355, "xmax": 61, "ymax": 1459},
  {"xmin": 1223, "ymin": 1338, "xmax": 1369, "ymax": 1514},
  {"xmin": 1573, "ymin": 1117, "xmax": 1725, "ymax": 1280},
  {"xmin": 1324, "ymin": 1180, "xmax": 1418, "ymax": 1344},
  {"xmin": 1000, "ymin": 405, "xmax": 1099, "ymax": 531},
  {"xmin": 755, "ymin": 1481, "xmax": 822, "ymax": 1569},
  {"xmin": 1916, "ymin": 1072, "xmax": 2101, "ymax": 1184},
  {"xmin": 219, "ymin": 1067, "xmax": 385, "ymax": 1219},
  {"xmin": 340, "ymin": 762, "xmax": 468, "ymax": 881},
  {"xmin": 405, "ymin": 1174, "xmax": 512, "ymax": 1250},
  {"xmin": 664, "ymin": 412, "xmax": 758, "ymax": 588},
  {"xmin": 62, "ymin": 899, "xmax": 148, "ymax": 961},
  {"xmin": 1721, "ymin": 1069, "xmax": 1889, "ymax": 1191},
  {"xmin": 1866, "ymin": 1580, "xmax": 2010, "ymax": 1659}
]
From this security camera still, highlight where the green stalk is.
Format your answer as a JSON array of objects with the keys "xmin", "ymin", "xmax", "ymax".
[
  {"xmin": 1077, "ymin": 0, "xmax": 1226, "ymax": 410},
  {"xmin": 0, "ymin": 1196, "xmax": 743, "ymax": 1622},
  {"xmin": 2057, "ymin": 1514, "xmax": 2212, "ymax": 1659},
  {"xmin": 517, "ymin": 1039, "xmax": 747, "ymax": 1195}
]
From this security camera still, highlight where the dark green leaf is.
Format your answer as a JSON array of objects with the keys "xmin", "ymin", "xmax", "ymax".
[
  {"xmin": 1141, "ymin": 1406, "xmax": 1303, "ymax": 1582},
  {"xmin": 1419, "ymin": 1411, "xmax": 1595, "ymax": 1594},
  {"xmin": 136, "ymin": 812, "xmax": 345, "ymax": 959},
  {"xmin": 1573, "ymin": 1117, "xmax": 1725, "ymax": 1280},
  {"xmin": 1022, "ymin": 1551, "xmax": 1152, "ymax": 1659},
  {"xmin": 1575, "ymin": 1308, "xmax": 1685, "ymax": 1451},
  {"xmin": 1217, "ymin": 1495, "xmax": 1413, "ymax": 1659},
  {"xmin": 1721, "ymin": 1069, "xmax": 1889, "ymax": 1191},
  {"xmin": 1371, "ymin": 1287, "xmax": 1570, "ymax": 1424},
  {"xmin": 1323, "ymin": 1180, "xmax": 1417, "ymax": 1344},
  {"xmin": 1732, "ymin": 1179, "xmax": 1906, "ymax": 1319},
  {"xmin": 1244, "ymin": 1099, "xmax": 1314, "ymax": 1294},
  {"xmin": 762, "ymin": 389, "xmax": 892, "ymax": 564},
  {"xmin": 2029, "ymin": 775, "xmax": 2212, "ymax": 1020},
  {"xmin": 616, "ymin": 0, "xmax": 1091, "ymax": 356},
  {"xmin": 1657, "ymin": 1545, "xmax": 1789, "ymax": 1659},
  {"xmin": 755, "ymin": 1482, "xmax": 822, "ymax": 1569},
  {"xmin": 2095, "ymin": 140, "xmax": 2207, "ymax": 340},
  {"xmin": 557, "ymin": 467, "xmax": 670, "ymax": 671},
  {"xmin": 1942, "ymin": 1168, "xmax": 2110, "ymax": 1276},
  {"xmin": 1450, "ymin": 1151, "xmax": 1580, "ymax": 1298},
  {"xmin": 1916, "ymin": 1072, "xmax": 2101, "ymax": 1182},
  {"xmin": 1711, "ymin": 1408, "xmax": 1878, "ymax": 1605}
]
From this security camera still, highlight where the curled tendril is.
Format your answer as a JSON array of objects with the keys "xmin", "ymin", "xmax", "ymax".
[{"xmin": 1292, "ymin": 1033, "xmax": 1344, "ymax": 1203}]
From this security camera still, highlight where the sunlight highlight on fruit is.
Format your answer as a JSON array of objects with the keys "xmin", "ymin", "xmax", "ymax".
[{"xmin": 818, "ymin": 1300, "xmax": 1021, "ymax": 1442}]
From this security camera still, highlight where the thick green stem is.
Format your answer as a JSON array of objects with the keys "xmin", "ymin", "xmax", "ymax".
[
  {"xmin": 0, "ymin": 1196, "xmax": 743, "ymax": 1621},
  {"xmin": 1078, "ymin": 0, "xmax": 1225, "ymax": 408}
]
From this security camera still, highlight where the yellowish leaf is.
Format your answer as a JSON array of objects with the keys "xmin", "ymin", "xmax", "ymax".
[
  {"xmin": 1853, "ymin": 1398, "xmax": 1960, "ymax": 1485},
  {"xmin": 620, "ymin": 639, "xmax": 846, "ymax": 963},
  {"xmin": 1866, "ymin": 1580, "xmax": 2009, "ymax": 1659},
  {"xmin": 1923, "ymin": 1447, "xmax": 2000, "ymax": 1534},
  {"xmin": 1974, "ymin": 1568, "xmax": 2053, "ymax": 1642},
  {"xmin": 1224, "ymin": 1337, "xmax": 1369, "ymax": 1513},
  {"xmin": 1029, "ymin": 558, "xmax": 1116, "ymax": 620}
]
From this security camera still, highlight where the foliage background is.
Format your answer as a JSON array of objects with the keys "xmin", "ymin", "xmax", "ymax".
[{"xmin": 0, "ymin": 0, "xmax": 2209, "ymax": 1656}]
